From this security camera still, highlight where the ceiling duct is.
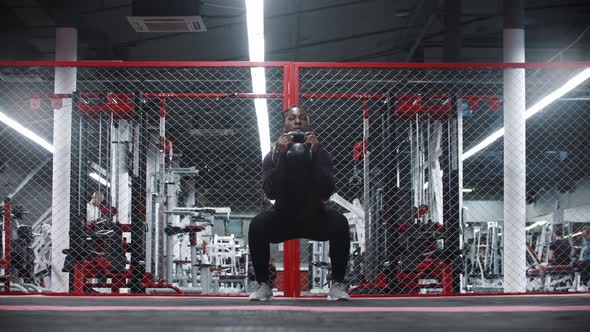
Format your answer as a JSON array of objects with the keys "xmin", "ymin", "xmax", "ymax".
[{"xmin": 127, "ymin": 0, "xmax": 206, "ymax": 33}]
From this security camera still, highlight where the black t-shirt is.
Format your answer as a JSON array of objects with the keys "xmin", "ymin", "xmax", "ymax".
[{"xmin": 549, "ymin": 239, "xmax": 572, "ymax": 265}]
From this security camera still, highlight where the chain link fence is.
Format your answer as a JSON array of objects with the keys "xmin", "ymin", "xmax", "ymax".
[{"xmin": 1, "ymin": 62, "xmax": 589, "ymax": 296}]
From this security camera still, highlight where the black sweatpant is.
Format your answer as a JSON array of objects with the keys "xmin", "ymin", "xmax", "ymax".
[{"xmin": 248, "ymin": 206, "xmax": 350, "ymax": 284}]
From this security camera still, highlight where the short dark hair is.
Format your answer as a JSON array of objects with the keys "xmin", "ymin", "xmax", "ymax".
[
  {"xmin": 282, "ymin": 105, "xmax": 310, "ymax": 121},
  {"xmin": 285, "ymin": 105, "xmax": 300, "ymax": 113},
  {"xmin": 554, "ymin": 229, "xmax": 563, "ymax": 237}
]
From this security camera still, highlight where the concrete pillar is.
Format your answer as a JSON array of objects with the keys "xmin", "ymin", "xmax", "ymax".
[
  {"xmin": 50, "ymin": 27, "xmax": 77, "ymax": 292},
  {"xmin": 503, "ymin": 0, "xmax": 527, "ymax": 293}
]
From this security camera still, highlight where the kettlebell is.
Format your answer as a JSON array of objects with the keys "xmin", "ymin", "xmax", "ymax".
[{"xmin": 286, "ymin": 130, "xmax": 311, "ymax": 165}]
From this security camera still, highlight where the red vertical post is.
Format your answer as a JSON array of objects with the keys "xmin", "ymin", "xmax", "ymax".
[
  {"xmin": 282, "ymin": 64, "xmax": 294, "ymax": 297},
  {"xmin": 2, "ymin": 198, "xmax": 10, "ymax": 292},
  {"xmin": 281, "ymin": 64, "xmax": 303, "ymax": 297},
  {"xmin": 73, "ymin": 261, "xmax": 85, "ymax": 294},
  {"xmin": 442, "ymin": 262, "xmax": 453, "ymax": 294},
  {"xmin": 291, "ymin": 64, "xmax": 301, "ymax": 297}
]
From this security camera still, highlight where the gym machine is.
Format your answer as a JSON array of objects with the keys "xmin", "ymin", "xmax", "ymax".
[
  {"xmin": 344, "ymin": 93, "xmax": 462, "ymax": 295},
  {"xmin": 59, "ymin": 92, "xmax": 181, "ymax": 294},
  {"xmin": 463, "ymin": 221, "xmax": 503, "ymax": 292},
  {"xmin": 525, "ymin": 222, "xmax": 577, "ymax": 292},
  {"xmin": 0, "ymin": 199, "xmax": 46, "ymax": 293}
]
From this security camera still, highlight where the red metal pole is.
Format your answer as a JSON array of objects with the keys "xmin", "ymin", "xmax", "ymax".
[
  {"xmin": 288, "ymin": 63, "xmax": 302, "ymax": 297},
  {"xmin": 73, "ymin": 261, "xmax": 85, "ymax": 294},
  {"xmin": 280, "ymin": 63, "xmax": 303, "ymax": 297},
  {"xmin": 291, "ymin": 63, "xmax": 301, "ymax": 297},
  {"xmin": 281, "ymin": 64, "xmax": 294, "ymax": 297},
  {"xmin": 442, "ymin": 263, "xmax": 453, "ymax": 294}
]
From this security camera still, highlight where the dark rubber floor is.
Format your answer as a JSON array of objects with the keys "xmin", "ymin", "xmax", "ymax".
[{"xmin": 1, "ymin": 294, "xmax": 589, "ymax": 332}]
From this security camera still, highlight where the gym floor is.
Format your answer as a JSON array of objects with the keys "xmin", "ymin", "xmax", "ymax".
[{"xmin": 1, "ymin": 294, "xmax": 589, "ymax": 331}]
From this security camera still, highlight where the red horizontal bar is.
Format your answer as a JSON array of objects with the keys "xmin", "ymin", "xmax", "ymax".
[
  {"xmin": 233, "ymin": 93, "xmax": 284, "ymax": 98},
  {"xmin": 80, "ymin": 93, "xmax": 105, "ymax": 99},
  {"xmin": 142, "ymin": 93, "xmax": 229, "ymax": 99},
  {"xmin": 143, "ymin": 92, "xmax": 284, "ymax": 99},
  {"xmin": 32, "ymin": 93, "xmax": 105, "ymax": 99},
  {"xmin": 458, "ymin": 94, "xmax": 500, "ymax": 99},
  {"xmin": 31, "ymin": 93, "xmax": 72, "ymax": 98},
  {"xmin": 296, "ymin": 61, "xmax": 590, "ymax": 69},
  {"xmin": 33, "ymin": 92, "xmax": 285, "ymax": 100},
  {"xmin": 2, "ymin": 60, "xmax": 589, "ymax": 69},
  {"xmin": 0, "ymin": 61, "xmax": 288, "ymax": 68},
  {"xmin": 301, "ymin": 93, "xmax": 388, "ymax": 99}
]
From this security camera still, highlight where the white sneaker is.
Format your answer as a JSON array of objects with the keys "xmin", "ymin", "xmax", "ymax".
[
  {"xmin": 327, "ymin": 281, "xmax": 350, "ymax": 301},
  {"xmin": 568, "ymin": 285, "xmax": 588, "ymax": 292},
  {"xmin": 248, "ymin": 282, "xmax": 273, "ymax": 301}
]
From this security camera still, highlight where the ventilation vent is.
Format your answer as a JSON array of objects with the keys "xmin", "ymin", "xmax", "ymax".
[{"xmin": 127, "ymin": 16, "xmax": 206, "ymax": 33}]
